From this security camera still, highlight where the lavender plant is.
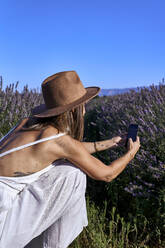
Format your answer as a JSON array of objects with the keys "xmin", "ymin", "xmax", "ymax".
[
  {"xmin": 85, "ymin": 82, "xmax": 165, "ymax": 246},
  {"xmin": 0, "ymin": 76, "xmax": 44, "ymax": 136}
]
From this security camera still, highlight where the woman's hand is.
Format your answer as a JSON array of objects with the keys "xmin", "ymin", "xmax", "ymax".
[
  {"xmin": 110, "ymin": 136, "xmax": 122, "ymax": 148},
  {"xmin": 127, "ymin": 136, "xmax": 140, "ymax": 158},
  {"xmin": 116, "ymin": 133, "xmax": 127, "ymax": 147}
]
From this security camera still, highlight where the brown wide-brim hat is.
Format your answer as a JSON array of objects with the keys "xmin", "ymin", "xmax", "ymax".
[{"xmin": 32, "ymin": 70, "xmax": 101, "ymax": 118}]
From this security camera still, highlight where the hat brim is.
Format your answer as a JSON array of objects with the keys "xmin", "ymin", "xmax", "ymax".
[{"xmin": 32, "ymin": 87, "xmax": 100, "ymax": 118}]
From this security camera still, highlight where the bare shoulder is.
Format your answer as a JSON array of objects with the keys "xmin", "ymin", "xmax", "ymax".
[
  {"xmin": 38, "ymin": 129, "xmax": 85, "ymax": 164},
  {"xmin": 55, "ymin": 134, "xmax": 87, "ymax": 158},
  {"xmin": 42, "ymin": 128, "xmax": 110, "ymax": 182},
  {"xmin": 55, "ymin": 134, "xmax": 109, "ymax": 181}
]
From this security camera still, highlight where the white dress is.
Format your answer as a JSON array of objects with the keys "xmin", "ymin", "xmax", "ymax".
[{"xmin": 0, "ymin": 126, "xmax": 88, "ymax": 248}]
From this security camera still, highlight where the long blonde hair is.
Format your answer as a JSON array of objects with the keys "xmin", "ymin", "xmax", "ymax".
[{"xmin": 22, "ymin": 104, "xmax": 85, "ymax": 141}]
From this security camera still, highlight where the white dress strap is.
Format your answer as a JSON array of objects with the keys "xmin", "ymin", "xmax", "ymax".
[{"xmin": 0, "ymin": 132, "xmax": 66, "ymax": 158}]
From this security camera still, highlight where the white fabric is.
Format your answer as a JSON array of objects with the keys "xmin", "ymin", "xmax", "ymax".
[{"xmin": 0, "ymin": 126, "xmax": 88, "ymax": 248}]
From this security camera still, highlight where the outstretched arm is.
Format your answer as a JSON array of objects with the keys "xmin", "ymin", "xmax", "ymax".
[
  {"xmin": 57, "ymin": 135, "xmax": 140, "ymax": 182},
  {"xmin": 81, "ymin": 136, "xmax": 122, "ymax": 154}
]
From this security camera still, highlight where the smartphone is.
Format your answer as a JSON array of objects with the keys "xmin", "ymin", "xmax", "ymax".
[{"xmin": 125, "ymin": 124, "xmax": 138, "ymax": 147}]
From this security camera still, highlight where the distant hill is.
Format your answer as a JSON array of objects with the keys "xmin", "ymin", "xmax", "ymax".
[
  {"xmin": 98, "ymin": 87, "xmax": 140, "ymax": 96},
  {"xmin": 98, "ymin": 80, "xmax": 165, "ymax": 96}
]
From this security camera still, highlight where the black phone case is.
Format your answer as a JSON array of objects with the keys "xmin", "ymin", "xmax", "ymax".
[{"xmin": 125, "ymin": 124, "xmax": 138, "ymax": 147}]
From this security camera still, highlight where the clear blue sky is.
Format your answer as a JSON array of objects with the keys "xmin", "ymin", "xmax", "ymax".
[{"xmin": 0, "ymin": 0, "xmax": 165, "ymax": 91}]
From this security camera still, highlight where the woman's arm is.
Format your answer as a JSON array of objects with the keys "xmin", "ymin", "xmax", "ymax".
[
  {"xmin": 57, "ymin": 135, "xmax": 140, "ymax": 182},
  {"xmin": 81, "ymin": 136, "xmax": 122, "ymax": 154}
]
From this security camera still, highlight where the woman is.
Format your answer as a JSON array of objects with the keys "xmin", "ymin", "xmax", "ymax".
[{"xmin": 0, "ymin": 71, "xmax": 140, "ymax": 248}]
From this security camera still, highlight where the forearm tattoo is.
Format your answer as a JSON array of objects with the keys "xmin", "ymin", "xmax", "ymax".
[{"xmin": 95, "ymin": 140, "xmax": 111, "ymax": 152}]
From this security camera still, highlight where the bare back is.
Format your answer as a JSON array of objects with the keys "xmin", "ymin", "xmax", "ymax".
[
  {"xmin": 0, "ymin": 118, "xmax": 126, "ymax": 181},
  {"xmin": 0, "ymin": 118, "xmax": 66, "ymax": 177}
]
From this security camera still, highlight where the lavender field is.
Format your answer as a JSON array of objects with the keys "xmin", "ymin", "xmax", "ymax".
[{"xmin": 0, "ymin": 76, "xmax": 165, "ymax": 247}]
